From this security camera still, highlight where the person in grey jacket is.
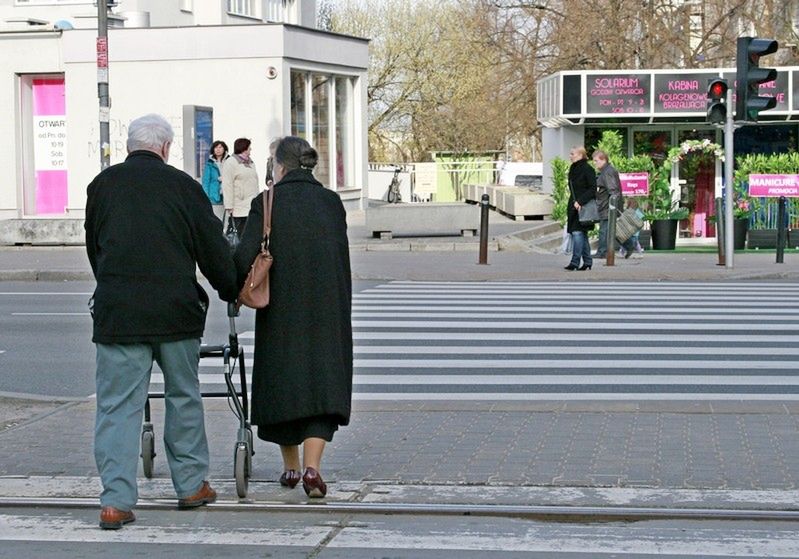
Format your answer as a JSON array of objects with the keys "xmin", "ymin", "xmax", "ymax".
[{"xmin": 593, "ymin": 150, "xmax": 635, "ymax": 259}]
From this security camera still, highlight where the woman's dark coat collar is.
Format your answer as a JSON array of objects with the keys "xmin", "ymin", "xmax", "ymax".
[{"xmin": 275, "ymin": 168, "xmax": 323, "ymax": 187}]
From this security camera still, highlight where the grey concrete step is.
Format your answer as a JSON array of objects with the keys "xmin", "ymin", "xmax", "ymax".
[{"xmin": 497, "ymin": 219, "xmax": 565, "ymax": 253}]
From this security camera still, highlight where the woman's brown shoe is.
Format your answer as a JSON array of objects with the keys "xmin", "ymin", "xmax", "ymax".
[
  {"xmin": 302, "ymin": 467, "xmax": 327, "ymax": 498},
  {"xmin": 279, "ymin": 469, "xmax": 302, "ymax": 489}
]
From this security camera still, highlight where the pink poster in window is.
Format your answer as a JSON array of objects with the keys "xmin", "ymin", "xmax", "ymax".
[
  {"xmin": 620, "ymin": 172, "xmax": 649, "ymax": 196},
  {"xmin": 32, "ymin": 77, "xmax": 67, "ymax": 214}
]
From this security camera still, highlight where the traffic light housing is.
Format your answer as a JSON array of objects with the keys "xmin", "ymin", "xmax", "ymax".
[
  {"xmin": 735, "ymin": 36, "xmax": 778, "ymax": 122},
  {"xmin": 706, "ymin": 78, "xmax": 727, "ymax": 124}
]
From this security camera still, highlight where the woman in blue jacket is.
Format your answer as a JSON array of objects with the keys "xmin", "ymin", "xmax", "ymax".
[{"xmin": 201, "ymin": 140, "xmax": 228, "ymax": 213}]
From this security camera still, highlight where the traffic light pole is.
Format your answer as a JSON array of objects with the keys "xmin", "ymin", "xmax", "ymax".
[{"xmin": 724, "ymin": 87, "xmax": 735, "ymax": 269}]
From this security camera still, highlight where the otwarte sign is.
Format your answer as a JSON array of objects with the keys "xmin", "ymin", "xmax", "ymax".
[
  {"xmin": 748, "ymin": 174, "xmax": 799, "ymax": 197},
  {"xmin": 619, "ymin": 172, "xmax": 649, "ymax": 196}
]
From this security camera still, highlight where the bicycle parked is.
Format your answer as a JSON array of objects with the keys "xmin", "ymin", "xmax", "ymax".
[{"xmin": 387, "ymin": 166, "xmax": 402, "ymax": 204}]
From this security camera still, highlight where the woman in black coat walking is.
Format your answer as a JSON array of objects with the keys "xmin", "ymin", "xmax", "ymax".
[
  {"xmin": 234, "ymin": 136, "xmax": 352, "ymax": 498},
  {"xmin": 565, "ymin": 146, "xmax": 597, "ymax": 270}
]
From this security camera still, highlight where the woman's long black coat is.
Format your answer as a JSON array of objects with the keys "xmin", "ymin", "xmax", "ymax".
[
  {"xmin": 566, "ymin": 158, "xmax": 597, "ymax": 233},
  {"xmin": 234, "ymin": 169, "xmax": 353, "ymax": 429}
]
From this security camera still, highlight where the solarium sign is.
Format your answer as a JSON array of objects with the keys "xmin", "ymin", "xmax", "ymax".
[{"xmin": 748, "ymin": 174, "xmax": 799, "ymax": 198}]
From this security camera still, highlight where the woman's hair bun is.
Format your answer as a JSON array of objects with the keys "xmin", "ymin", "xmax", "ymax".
[{"xmin": 299, "ymin": 147, "xmax": 318, "ymax": 170}]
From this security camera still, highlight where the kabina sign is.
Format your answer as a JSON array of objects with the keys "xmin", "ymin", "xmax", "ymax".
[{"xmin": 748, "ymin": 174, "xmax": 799, "ymax": 197}]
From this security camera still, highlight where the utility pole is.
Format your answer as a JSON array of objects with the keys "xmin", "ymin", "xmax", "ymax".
[
  {"xmin": 96, "ymin": 1, "xmax": 111, "ymax": 170},
  {"xmin": 723, "ymin": 86, "xmax": 735, "ymax": 269}
]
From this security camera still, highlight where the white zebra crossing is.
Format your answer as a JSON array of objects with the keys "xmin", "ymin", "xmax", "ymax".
[{"xmin": 150, "ymin": 281, "xmax": 799, "ymax": 401}]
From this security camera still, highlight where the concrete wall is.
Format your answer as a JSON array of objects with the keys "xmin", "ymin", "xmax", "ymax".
[
  {"xmin": 541, "ymin": 125, "xmax": 583, "ymax": 194},
  {"xmin": 0, "ymin": 30, "xmax": 62, "ymax": 219},
  {"xmin": 0, "ymin": 23, "xmax": 369, "ymax": 223},
  {"xmin": 0, "ymin": 0, "xmax": 316, "ymax": 28}
]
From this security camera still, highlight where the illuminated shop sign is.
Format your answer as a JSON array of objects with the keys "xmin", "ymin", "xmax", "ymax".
[
  {"xmin": 586, "ymin": 74, "xmax": 650, "ymax": 114},
  {"xmin": 578, "ymin": 69, "xmax": 793, "ymax": 116},
  {"xmin": 653, "ymin": 73, "xmax": 718, "ymax": 113}
]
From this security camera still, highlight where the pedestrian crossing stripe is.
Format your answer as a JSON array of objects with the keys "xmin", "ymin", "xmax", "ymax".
[{"xmin": 150, "ymin": 281, "xmax": 799, "ymax": 401}]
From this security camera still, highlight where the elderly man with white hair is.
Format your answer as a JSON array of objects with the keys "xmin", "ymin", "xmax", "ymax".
[{"xmin": 85, "ymin": 113, "xmax": 239, "ymax": 530}]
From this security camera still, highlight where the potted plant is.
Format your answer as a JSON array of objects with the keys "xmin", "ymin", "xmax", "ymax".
[
  {"xmin": 647, "ymin": 204, "xmax": 688, "ymax": 250},
  {"xmin": 734, "ymin": 153, "xmax": 799, "ymax": 249}
]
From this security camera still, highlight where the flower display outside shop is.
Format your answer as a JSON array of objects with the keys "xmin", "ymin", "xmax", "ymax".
[{"xmin": 666, "ymin": 139, "xmax": 724, "ymax": 167}]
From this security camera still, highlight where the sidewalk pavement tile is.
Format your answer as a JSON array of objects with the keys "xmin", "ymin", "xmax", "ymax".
[{"xmin": 1, "ymin": 399, "xmax": 798, "ymax": 493}]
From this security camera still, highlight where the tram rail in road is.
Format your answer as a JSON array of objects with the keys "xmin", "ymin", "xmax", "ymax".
[{"xmin": 3, "ymin": 496, "xmax": 799, "ymax": 522}]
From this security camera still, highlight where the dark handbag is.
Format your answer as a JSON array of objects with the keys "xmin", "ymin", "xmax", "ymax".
[
  {"xmin": 577, "ymin": 199, "xmax": 600, "ymax": 225},
  {"xmin": 225, "ymin": 216, "xmax": 239, "ymax": 249},
  {"xmin": 568, "ymin": 178, "xmax": 599, "ymax": 226},
  {"xmin": 616, "ymin": 208, "xmax": 645, "ymax": 243},
  {"xmin": 237, "ymin": 189, "xmax": 273, "ymax": 310}
]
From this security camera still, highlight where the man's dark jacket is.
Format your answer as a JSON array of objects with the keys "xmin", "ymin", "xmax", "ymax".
[
  {"xmin": 233, "ymin": 168, "xmax": 353, "ymax": 429},
  {"xmin": 596, "ymin": 162, "xmax": 623, "ymax": 220},
  {"xmin": 566, "ymin": 158, "xmax": 597, "ymax": 233},
  {"xmin": 85, "ymin": 150, "xmax": 239, "ymax": 344}
]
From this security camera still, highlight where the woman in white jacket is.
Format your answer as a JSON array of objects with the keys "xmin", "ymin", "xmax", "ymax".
[{"xmin": 222, "ymin": 137, "xmax": 260, "ymax": 234}]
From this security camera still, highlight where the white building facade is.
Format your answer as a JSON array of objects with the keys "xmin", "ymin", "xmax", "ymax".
[{"xmin": 0, "ymin": 0, "xmax": 369, "ymax": 243}]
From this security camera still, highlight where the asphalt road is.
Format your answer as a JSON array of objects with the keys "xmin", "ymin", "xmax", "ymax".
[
  {"xmin": 0, "ymin": 280, "xmax": 391, "ymax": 398},
  {"xmin": 4, "ymin": 279, "xmax": 799, "ymax": 401}
]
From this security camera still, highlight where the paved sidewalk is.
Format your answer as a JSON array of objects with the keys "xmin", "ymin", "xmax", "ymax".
[
  {"xmin": 1, "ymin": 398, "xmax": 799, "ymax": 510},
  {"xmin": 2, "ymin": 244, "xmax": 799, "ymax": 282}
]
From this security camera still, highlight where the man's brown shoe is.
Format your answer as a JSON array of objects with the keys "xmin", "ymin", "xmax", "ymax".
[
  {"xmin": 177, "ymin": 481, "xmax": 217, "ymax": 509},
  {"xmin": 99, "ymin": 506, "xmax": 135, "ymax": 530}
]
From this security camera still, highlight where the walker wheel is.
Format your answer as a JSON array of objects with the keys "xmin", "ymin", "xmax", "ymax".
[
  {"xmin": 141, "ymin": 428, "xmax": 155, "ymax": 479},
  {"xmin": 234, "ymin": 443, "xmax": 249, "ymax": 498}
]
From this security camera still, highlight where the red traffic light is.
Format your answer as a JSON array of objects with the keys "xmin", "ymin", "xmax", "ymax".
[
  {"xmin": 706, "ymin": 78, "xmax": 728, "ymax": 124},
  {"xmin": 707, "ymin": 78, "xmax": 727, "ymax": 100}
]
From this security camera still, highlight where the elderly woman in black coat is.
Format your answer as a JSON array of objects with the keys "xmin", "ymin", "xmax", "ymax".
[
  {"xmin": 565, "ymin": 146, "xmax": 597, "ymax": 271},
  {"xmin": 234, "ymin": 136, "xmax": 352, "ymax": 498}
]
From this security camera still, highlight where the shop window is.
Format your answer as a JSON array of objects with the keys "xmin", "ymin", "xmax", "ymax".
[
  {"xmin": 734, "ymin": 124, "xmax": 798, "ymax": 155},
  {"xmin": 584, "ymin": 127, "xmax": 628, "ymax": 157},
  {"xmin": 227, "ymin": 0, "xmax": 258, "ymax": 18},
  {"xmin": 265, "ymin": 0, "xmax": 287, "ymax": 22},
  {"xmin": 335, "ymin": 77, "xmax": 353, "ymax": 189},
  {"xmin": 312, "ymin": 75, "xmax": 330, "ymax": 186},
  {"xmin": 633, "ymin": 130, "xmax": 671, "ymax": 165},
  {"xmin": 290, "ymin": 71, "xmax": 307, "ymax": 139},
  {"xmin": 290, "ymin": 71, "xmax": 357, "ymax": 190},
  {"xmin": 19, "ymin": 74, "xmax": 68, "ymax": 216}
]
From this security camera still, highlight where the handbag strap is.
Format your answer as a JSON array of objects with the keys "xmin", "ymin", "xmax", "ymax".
[{"xmin": 262, "ymin": 188, "xmax": 273, "ymax": 252}]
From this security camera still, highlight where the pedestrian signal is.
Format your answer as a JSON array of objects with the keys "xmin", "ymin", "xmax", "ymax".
[{"xmin": 706, "ymin": 78, "xmax": 727, "ymax": 124}]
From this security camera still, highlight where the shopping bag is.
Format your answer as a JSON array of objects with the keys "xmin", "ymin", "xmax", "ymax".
[
  {"xmin": 615, "ymin": 208, "xmax": 645, "ymax": 243},
  {"xmin": 560, "ymin": 224, "xmax": 573, "ymax": 254}
]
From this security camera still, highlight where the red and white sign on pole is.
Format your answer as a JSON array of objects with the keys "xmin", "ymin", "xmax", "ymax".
[
  {"xmin": 619, "ymin": 172, "xmax": 649, "ymax": 196},
  {"xmin": 96, "ymin": 37, "xmax": 108, "ymax": 83},
  {"xmin": 748, "ymin": 174, "xmax": 799, "ymax": 197}
]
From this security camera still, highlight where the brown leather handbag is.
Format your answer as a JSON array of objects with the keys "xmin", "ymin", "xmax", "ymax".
[{"xmin": 237, "ymin": 188, "xmax": 273, "ymax": 309}]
